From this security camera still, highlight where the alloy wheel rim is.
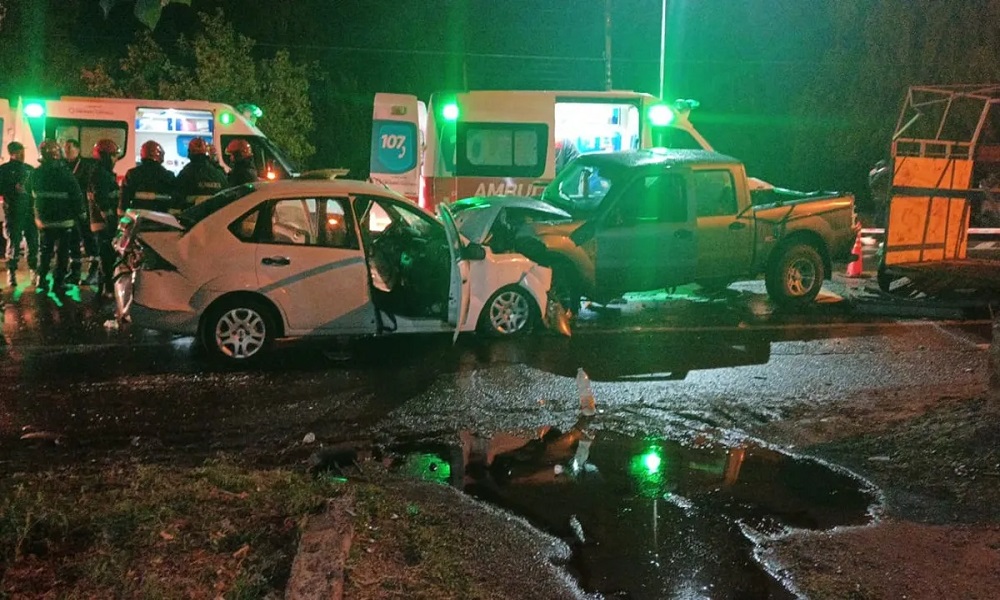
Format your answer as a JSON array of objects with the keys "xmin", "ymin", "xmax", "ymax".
[
  {"xmin": 786, "ymin": 258, "xmax": 817, "ymax": 297},
  {"xmin": 215, "ymin": 307, "xmax": 267, "ymax": 359},
  {"xmin": 489, "ymin": 291, "xmax": 530, "ymax": 334}
]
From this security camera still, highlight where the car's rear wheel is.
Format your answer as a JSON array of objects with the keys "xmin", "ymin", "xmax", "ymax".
[
  {"xmin": 201, "ymin": 297, "xmax": 276, "ymax": 363},
  {"xmin": 478, "ymin": 286, "xmax": 537, "ymax": 337}
]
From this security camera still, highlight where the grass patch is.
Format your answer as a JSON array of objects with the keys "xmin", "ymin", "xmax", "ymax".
[
  {"xmin": 0, "ymin": 457, "xmax": 342, "ymax": 598},
  {"xmin": 343, "ymin": 476, "xmax": 480, "ymax": 600}
]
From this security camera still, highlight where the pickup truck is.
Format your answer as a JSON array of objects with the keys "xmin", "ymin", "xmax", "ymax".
[{"xmin": 496, "ymin": 149, "xmax": 857, "ymax": 309}]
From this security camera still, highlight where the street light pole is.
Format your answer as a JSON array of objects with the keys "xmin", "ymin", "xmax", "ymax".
[
  {"xmin": 604, "ymin": 0, "xmax": 613, "ymax": 91},
  {"xmin": 659, "ymin": 0, "xmax": 667, "ymax": 99}
]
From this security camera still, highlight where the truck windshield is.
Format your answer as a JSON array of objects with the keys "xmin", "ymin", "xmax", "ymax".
[{"xmin": 542, "ymin": 161, "xmax": 619, "ymax": 216}]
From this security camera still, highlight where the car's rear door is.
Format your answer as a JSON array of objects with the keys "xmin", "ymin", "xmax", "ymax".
[{"xmin": 243, "ymin": 196, "xmax": 376, "ymax": 335}]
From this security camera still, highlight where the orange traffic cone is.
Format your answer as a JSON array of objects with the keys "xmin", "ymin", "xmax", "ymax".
[{"xmin": 846, "ymin": 233, "xmax": 864, "ymax": 278}]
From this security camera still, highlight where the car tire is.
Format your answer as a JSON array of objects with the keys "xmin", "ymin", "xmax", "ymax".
[
  {"xmin": 765, "ymin": 243, "xmax": 825, "ymax": 306},
  {"xmin": 201, "ymin": 296, "xmax": 277, "ymax": 363},
  {"xmin": 478, "ymin": 285, "xmax": 537, "ymax": 337}
]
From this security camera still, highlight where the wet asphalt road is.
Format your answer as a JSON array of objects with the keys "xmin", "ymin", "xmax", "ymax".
[
  {"xmin": 1, "ymin": 279, "xmax": 991, "ymax": 472},
  {"xmin": 1, "ymin": 280, "xmax": 993, "ymax": 598}
]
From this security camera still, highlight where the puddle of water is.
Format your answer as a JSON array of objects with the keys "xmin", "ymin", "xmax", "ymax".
[{"xmin": 367, "ymin": 424, "xmax": 878, "ymax": 600}]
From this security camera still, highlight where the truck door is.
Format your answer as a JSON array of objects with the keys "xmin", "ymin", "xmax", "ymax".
[
  {"xmin": 691, "ymin": 168, "xmax": 754, "ymax": 279},
  {"xmin": 370, "ymin": 93, "xmax": 424, "ymax": 205},
  {"xmin": 595, "ymin": 170, "xmax": 697, "ymax": 295}
]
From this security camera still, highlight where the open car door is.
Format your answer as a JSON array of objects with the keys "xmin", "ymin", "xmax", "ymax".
[{"xmin": 438, "ymin": 204, "xmax": 470, "ymax": 342}]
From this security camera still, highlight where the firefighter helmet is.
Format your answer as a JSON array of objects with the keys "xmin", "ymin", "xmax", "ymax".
[
  {"xmin": 39, "ymin": 139, "xmax": 62, "ymax": 162},
  {"xmin": 188, "ymin": 137, "xmax": 210, "ymax": 156},
  {"xmin": 225, "ymin": 138, "xmax": 253, "ymax": 161},
  {"xmin": 92, "ymin": 138, "xmax": 120, "ymax": 160},
  {"xmin": 140, "ymin": 140, "xmax": 165, "ymax": 163}
]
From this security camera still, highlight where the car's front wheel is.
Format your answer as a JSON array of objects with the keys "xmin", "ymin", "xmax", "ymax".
[
  {"xmin": 201, "ymin": 297, "xmax": 277, "ymax": 363},
  {"xmin": 478, "ymin": 286, "xmax": 537, "ymax": 337}
]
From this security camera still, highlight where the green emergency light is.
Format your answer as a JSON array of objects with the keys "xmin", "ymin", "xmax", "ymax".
[
  {"xmin": 219, "ymin": 111, "xmax": 235, "ymax": 126},
  {"xmin": 441, "ymin": 102, "xmax": 460, "ymax": 122},
  {"xmin": 24, "ymin": 102, "xmax": 45, "ymax": 118},
  {"xmin": 647, "ymin": 104, "xmax": 675, "ymax": 127}
]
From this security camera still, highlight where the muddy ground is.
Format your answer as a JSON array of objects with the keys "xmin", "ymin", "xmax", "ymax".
[{"xmin": 756, "ymin": 379, "xmax": 1000, "ymax": 599}]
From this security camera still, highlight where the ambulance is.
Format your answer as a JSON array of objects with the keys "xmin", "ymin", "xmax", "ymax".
[
  {"xmin": 369, "ymin": 90, "xmax": 713, "ymax": 210},
  {"xmin": 0, "ymin": 96, "xmax": 298, "ymax": 181}
]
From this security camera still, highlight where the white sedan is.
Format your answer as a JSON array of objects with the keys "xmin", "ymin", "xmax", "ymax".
[{"xmin": 113, "ymin": 179, "xmax": 558, "ymax": 362}]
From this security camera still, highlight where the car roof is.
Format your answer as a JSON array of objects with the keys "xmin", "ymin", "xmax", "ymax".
[
  {"xmin": 577, "ymin": 148, "xmax": 741, "ymax": 169},
  {"xmin": 253, "ymin": 178, "xmax": 411, "ymax": 202}
]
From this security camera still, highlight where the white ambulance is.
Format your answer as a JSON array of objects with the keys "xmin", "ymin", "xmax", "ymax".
[
  {"xmin": 0, "ymin": 96, "xmax": 298, "ymax": 181},
  {"xmin": 369, "ymin": 90, "xmax": 713, "ymax": 210}
]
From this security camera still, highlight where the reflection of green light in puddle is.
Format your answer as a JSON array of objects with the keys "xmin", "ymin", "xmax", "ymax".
[
  {"xmin": 631, "ymin": 445, "xmax": 665, "ymax": 497},
  {"xmin": 644, "ymin": 452, "xmax": 662, "ymax": 473},
  {"xmin": 65, "ymin": 285, "xmax": 81, "ymax": 303},
  {"xmin": 398, "ymin": 453, "xmax": 451, "ymax": 484}
]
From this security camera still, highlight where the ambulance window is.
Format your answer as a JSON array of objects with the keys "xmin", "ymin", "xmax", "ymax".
[
  {"xmin": 456, "ymin": 123, "xmax": 548, "ymax": 178},
  {"xmin": 48, "ymin": 118, "xmax": 128, "ymax": 159}
]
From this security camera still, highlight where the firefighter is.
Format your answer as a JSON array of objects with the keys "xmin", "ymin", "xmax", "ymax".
[
  {"xmin": 28, "ymin": 139, "xmax": 85, "ymax": 295},
  {"xmin": 120, "ymin": 140, "xmax": 178, "ymax": 215},
  {"xmin": 176, "ymin": 137, "xmax": 228, "ymax": 209},
  {"xmin": 63, "ymin": 138, "xmax": 100, "ymax": 286},
  {"xmin": 0, "ymin": 141, "xmax": 37, "ymax": 288},
  {"xmin": 88, "ymin": 139, "xmax": 121, "ymax": 298},
  {"xmin": 225, "ymin": 139, "xmax": 259, "ymax": 186},
  {"xmin": 206, "ymin": 143, "xmax": 226, "ymax": 174}
]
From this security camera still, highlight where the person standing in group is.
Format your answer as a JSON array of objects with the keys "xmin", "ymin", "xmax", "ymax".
[
  {"xmin": 225, "ymin": 139, "xmax": 258, "ymax": 186},
  {"xmin": 206, "ymin": 143, "xmax": 226, "ymax": 175},
  {"xmin": 88, "ymin": 139, "xmax": 121, "ymax": 299},
  {"xmin": 120, "ymin": 141, "xmax": 178, "ymax": 215},
  {"xmin": 63, "ymin": 139, "xmax": 100, "ymax": 286},
  {"xmin": 176, "ymin": 137, "xmax": 228, "ymax": 210},
  {"xmin": 0, "ymin": 142, "xmax": 37, "ymax": 288},
  {"xmin": 29, "ymin": 139, "xmax": 85, "ymax": 295}
]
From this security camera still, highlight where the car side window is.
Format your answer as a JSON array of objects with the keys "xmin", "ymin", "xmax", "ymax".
[
  {"xmin": 270, "ymin": 199, "xmax": 315, "ymax": 245},
  {"xmin": 610, "ymin": 173, "xmax": 687, "ymax": 226},
  {"xmin": 692, "ymin": 170, "xmax": 738, "ymax": 217},
  {"xmin": 231, "ymin": 207, "xmax": 262, "ymax": 242},
  {"xmin": 256, "ymin": 197, "xmax": 357, "ymax": 249}
]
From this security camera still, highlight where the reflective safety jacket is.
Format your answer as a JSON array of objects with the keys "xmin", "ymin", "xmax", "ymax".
[
  {"xmin": 0, "ymin": 159, "xmax": 34, "ymax": 216},
  {"xmin": 120, "ymin": 160, "xmax": 178, "ymax": 215},
  {"xmin": 177, "ymin": 155, "xmax": 229, "ymax": 209},
  {"xmin": 88, "ymin": 162, "xmax": 120, "ymax": 232},
  {"xmin": 227, "ymin": 159, "xmax": 258, "ymax": 187},
  {"xmin": 27, "ymin": 161, "xmax": 85, "ymax": 229}
]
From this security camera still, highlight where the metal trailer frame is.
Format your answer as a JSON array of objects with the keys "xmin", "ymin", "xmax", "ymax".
[{"xmin": 878, "ymin": 84, "xmax": 1000, "ymax": 300}]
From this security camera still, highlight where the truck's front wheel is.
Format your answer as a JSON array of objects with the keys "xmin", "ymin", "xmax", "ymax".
[{"xmin": 765, "ymin": 244, "xmax": 825, "ymax": 306}]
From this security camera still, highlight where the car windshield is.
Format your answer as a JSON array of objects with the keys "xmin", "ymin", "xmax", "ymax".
[
  {"xmin": 177, "ymin": 185, "xmax": 256, "ymax": 229},
  {"xmin": 542, "ymin": 160, "xmax": 619, "ymax": 216}
]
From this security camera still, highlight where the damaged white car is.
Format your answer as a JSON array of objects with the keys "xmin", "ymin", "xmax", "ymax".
[{"xmin": 113, "ymin": 180, "xmax": 560, "ymax": 362}]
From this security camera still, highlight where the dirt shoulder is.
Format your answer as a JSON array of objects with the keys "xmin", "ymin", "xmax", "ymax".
[{"xmin": 754, "ymin": 382, "xmax": 1000, "ymax": 599}]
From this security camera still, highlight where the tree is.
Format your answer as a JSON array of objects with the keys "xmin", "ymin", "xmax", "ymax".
[
  {"xmin": 789, "ymin": 0, "xmax": 1000, "ymax": 206},
  {"xmin": 99, "ymin": 0, "xmax": 191, "ymax": 30},
  {"xmin": 82, "ymin": 9, "xmax": 315, "ymax": 165}
]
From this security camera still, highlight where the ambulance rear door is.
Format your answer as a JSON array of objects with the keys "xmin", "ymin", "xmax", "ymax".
[{"xmin": 370, "ymin": 93, "xmax": 425, "ymax": 205}]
